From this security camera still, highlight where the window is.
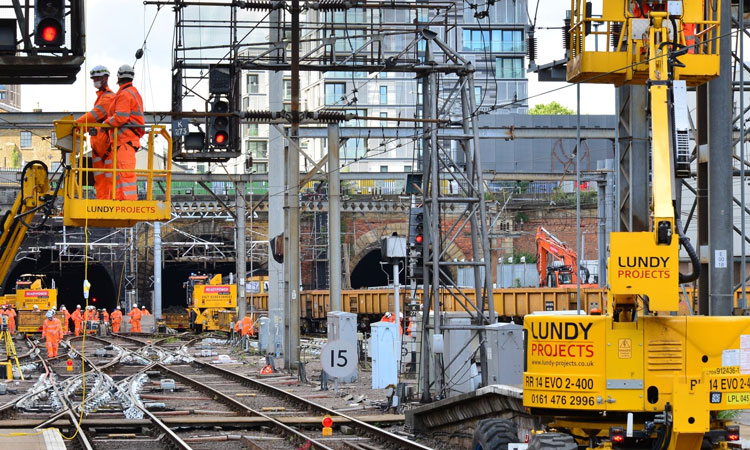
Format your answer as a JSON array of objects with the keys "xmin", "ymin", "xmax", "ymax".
[
  {"xmin": 462, "ymin": 29, "xmax": 523, "ymax": 52},
  {"xmin": 20, "ymin": 131, "xmax": 31, "ymax": 148},
  {"xmin": 380, "ymin": 85, "xmax": 388, "ymax": 104},
  {"xmin": 247, "ymin": 74, "xmax": 259, "ymax": 94},
  {"xmin": 380, "ymin": 166, "xmax": 388, "ymax": 173},
  {"xmin": 404, "ymin": 165, "xmax": 412, "ymax": 172},
  {"xmin": 343, "ymin": 109, "xmax": 366, "ymax": 127},
  {"xmin": 50, "ymin": 131, "xmax": 57, "ymax": 146},
  {"xmin": 254, "ymin": 162, "xmax": 268, "ymax": 173},
  {"xmin": 246, "ymin": 140, "xmax": 268, "ymax": 159},
  {"xmin": 342, "ymin": 138, "xmax": 367, "ymax": 159},
  {"xmin": 380, "ymin": 112, "xmax": 388, "ymax": 127},
  {"xmin": 284, "ymin": 80, "xmax": 292, "ymax": 100},
  {"xmin": 496, "ymin": 57, "xmax": 524, "ymax": 79},
  {"xmin": 325, "ymin": 82, "xmax": 346, "ymax": 105},
  {"xmin": 475, "ymin": 86, "xmax": 482, "ymax": 106},
  {"xmin": 0, "ymin": 92, "xmax": 5, "ymax": 100},
  {"xmin": 246, "ymin": 124, "xmax": 258, "ymax": 137}
]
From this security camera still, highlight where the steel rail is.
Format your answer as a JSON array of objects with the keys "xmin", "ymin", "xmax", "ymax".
[
  {"xmin": 181, "ymin": 360, "xmax": 430, "ymax": 450},
  {"xmin": 154, "ymin": 363, "xmax": 334, "ymax": 450}
]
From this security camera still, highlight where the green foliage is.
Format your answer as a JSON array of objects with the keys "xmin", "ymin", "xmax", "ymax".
[
  {"xmin": 505, "ymin": 251, "xmax": 537, "ymax": 264},
  {"xmin": 515, "ymin": 212, "xmax": 529, "ymax": 224},
  {"xmin": 10, "ymin": 145, "xmax": 21, "ymax": 169},
  {"xmin": 529, "ymin": 101, "xmax": 575, "ymax": 115},
  {"xmin": 718, "ymin": 410, "xmax": 741, "ymax": 421}
]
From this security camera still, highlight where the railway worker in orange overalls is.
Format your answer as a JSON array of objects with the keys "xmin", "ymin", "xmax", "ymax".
[
  {"xmin": 84, "ymin": 306, "xmax": 97, "ymax": 334},
  {"xmin": 101, "ymin": 308, "xmax": 109, "ymax": 324},
  {"xmin": 128, "ymin": 305, "xmax": 142, "ymax": 333},
  {"xmin": 71, "ymin": 305, "xmax": 83, "ymax": 337},
  {"xmin": 141, "ymin": 305, "xmax": 150, "ymax": 315},
  {"xmin": 42, "ymin": 310, "xmax": 63, "ymax": 358},
  {"xmin": 60, "ymin": 305, "xmax": 71, "ymax": 334},
  {"xmin": 381, "ymin": 311, "xmax": 403, "ymax": 334},
  {"xmin": 110, "ymin": 306, "xmax": 123, "ymax": 333},
  {"xmin": 3, "ymin": 305, "xmax": 16, "ymax": 334}
]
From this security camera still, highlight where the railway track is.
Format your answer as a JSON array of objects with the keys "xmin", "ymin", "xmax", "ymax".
[
  {"xmin": 157, "ymin": 360, "xmax": 429, "ymax": 449},
  {"xmin": 0, "ymin": 332, "xmax": 419, "ymax": 449}
]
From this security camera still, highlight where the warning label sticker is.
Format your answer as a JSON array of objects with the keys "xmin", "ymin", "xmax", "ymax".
[{"xmin": 618, "ymin": 338, "xmax": 632, "ymax": 359}]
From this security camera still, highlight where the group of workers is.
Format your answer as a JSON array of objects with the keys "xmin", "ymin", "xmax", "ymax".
[
  {"xmin": 40, "ymin": 304, "xmax": 151, "ymax": 358},
  {"xmin": 76, "ymin": 64, "xmax": 144, "ymax": 200}
]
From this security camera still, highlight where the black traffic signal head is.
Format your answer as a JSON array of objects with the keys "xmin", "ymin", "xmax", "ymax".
[
  {"xmin": 35, "ymin": 0, "xmax": 65, "ymax": 47},
  {"xmin": 210, "ymin": 100, "xmax": 230, "ymax": 147},
  {"xmin": 409, "ymin": 207, "xmax": 424, "ymax": 248}
]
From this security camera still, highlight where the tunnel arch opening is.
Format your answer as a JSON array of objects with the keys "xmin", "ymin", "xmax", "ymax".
[{"xmin": 5, "ymin": 252, "xmax": 117, "ymax": 312}]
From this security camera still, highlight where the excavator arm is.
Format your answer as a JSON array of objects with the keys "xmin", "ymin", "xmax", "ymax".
[
  {"xmin": 536, "ymin": 226, "xmax": 582, "ymax": 286},
  {"xmin": 0, "ymin": 161, "xmax": 56, "ymax": 294}
]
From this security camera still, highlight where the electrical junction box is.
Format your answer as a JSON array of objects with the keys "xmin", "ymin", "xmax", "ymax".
[
  {"xmin": 381, "ymin": 236, "xmax": 407, "ymax": 259},
  {"xmin": 485, "ymin": 322, "xmax": 524, "ymax": 386},
  {"xmin": 371, "ymin": 321, "xmax": 398, "ymax": 389},
  {"xmin": 327, "ymin": 312, "xmax": 358, "ymax": 382}
]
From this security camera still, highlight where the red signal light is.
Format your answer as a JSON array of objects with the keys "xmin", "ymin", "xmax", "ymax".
[
  {"xmin": 415, "ymin": 234, "xmax": 423, "ymax": 244},
  {"xmin": 609, "ymin": 427, "xmax": 625, "ymax": 444},
  {"xmin": 41, "ymin": 25, "xmax": 58, "ymax": 43},
  {"xmin": 214, "ymin": 131, "xmax": 228, "ymax": 145},
  {"xmin": 727, "ymin": 425, "xmax": 740, "ymax": 441},
  {"xmin": 322, "ymin": 416, "xmax": 333, "ymax": 428},
  {"xmin": 612, "ymin": 434, "xmax": 624, "ymax": 443}
]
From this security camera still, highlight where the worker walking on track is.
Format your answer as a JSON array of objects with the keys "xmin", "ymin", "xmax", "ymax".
[
  {"xmin": 110, "ymin": 306, "xmax": 123, "ymax": 333},
  {"xmin": 60, "ymin": 305, "xmax": 70, "ymax": 334},
  {"xmin": 128, "ymin": 305, "xmax": 142, "ymax": 333},
  {"xmin": 101, "ymin": 308, "xmax": 109, "ymax": 324},
  {"xmin": 104, "ymin": 65, "xmax": 144, "ymax": 201},
  {"xmin": 42, "ymin": 310, "xmax": 62, "ymax": 358},
  {"xmin": 234, "ymin": 315, "xmax": 255, "ymax": 350},
  {"xmin": 77, "ymin": 65, "xmax": 115, "ymax": 199},
  {"xmin": 71, "ymin": 305, "xmax": 83, "ymax": 337}
]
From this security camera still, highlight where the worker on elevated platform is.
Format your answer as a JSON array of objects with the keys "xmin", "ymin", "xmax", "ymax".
[
  {"xmin": 42, "ymin": 310, "xmax": 62, "ymax": 358},
  {"xmin": 71, "ymin": 305, "xmax": 82, "ymax": 336},
  {"xmin": 77, "ymin": 65, "xmax": 115, "ymax": 200},
  {"xmin": 104, "ymin": 65, "xmax": 144, "ymax": 201},
  {"xmin": 60, "ymin": 306, "xmax": 70, "ymax": 334},
  {"xmin": 111, "ymin": 306, "xmax": 123, "ymax": 333},
  {"xmin": 128, "ymin": 305, "xmax": 142, "ymax": 333}
]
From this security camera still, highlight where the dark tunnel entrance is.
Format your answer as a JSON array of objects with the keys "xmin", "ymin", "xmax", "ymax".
[
  {"xmin": 349, "ymin": 248, "xmax": 456, "ymax": 289},
  {"xmin": 350, "ymin": 248, "xmax": 405, "ymax": 289},
  {"xmin": 5, "ymin": 252, "xmax": 117, "ymax": 311}
]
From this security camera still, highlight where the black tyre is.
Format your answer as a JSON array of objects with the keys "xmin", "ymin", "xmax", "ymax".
[
  {"xmin": 528, "ymin": 432, "xmax": 577, "ymax": 450},
  {"xmin": 471, "ymin": 419, "xmax": 518, "ymax": 450}
]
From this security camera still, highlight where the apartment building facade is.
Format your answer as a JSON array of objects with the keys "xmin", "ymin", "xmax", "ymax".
[{"xmin": 231, "ymin": 0, "xmax": 529, "ymax": 175}]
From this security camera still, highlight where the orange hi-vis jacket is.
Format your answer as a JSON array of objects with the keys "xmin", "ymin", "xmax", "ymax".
[
  {"xmin": 110, "ymin": 309, "xmax": 122, "ymax": 323},
  {"xmin": 84, "ymin": 309, "xmax": 97, "ymax": 321},
  {"xmin": 105, "ymin": 82, "xmax": 145, "ymax": 144},
  {"xmin": 62, "ymin": 309, "xmax": 71, "ymax": 329},
  {"xmin": 141, "ymin": 308, "xmax": 150, "ymax": 316},
  {"xmin": 43, "ymin": 317, "xmax": 63, "ymax": 343},
  {"xmin": 77, "ymin": 86, "xmax": 115, "ymax": 125},
  {"xmin": 128, "ymin": 307, "xmax": 142, "ymax": 321},
  {"xmin": 238, "ymin": 316, "xmax": 254, "ymax": 337},
  {"xmin": 102, "ymin": 310, "xmax": 109, "ymax": 323},
  {"xmin": 71, "ymin": 309, "xmax": 82, "ymax": 323}
]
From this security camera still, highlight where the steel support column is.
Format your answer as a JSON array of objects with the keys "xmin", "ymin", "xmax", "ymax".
[
  {"xmin": 708, "ymin": 0, "xmax": 734, "ymax": 315},
  {"xmin": 236, "ymin": 181, "xmax": 247, "ymax": 319},
  {"xmin": 154, "ymin": 222, "xmax": 162, "ymax": 319},
  {"xmin": 616, "ymin": 85, "xmax": 649, "ymax": 233},
  {"xmin": 328, "ymin": 124, "xmax": 342, "ymax": 311}
]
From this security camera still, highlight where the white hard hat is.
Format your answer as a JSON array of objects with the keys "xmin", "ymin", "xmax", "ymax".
[
  {"xmin": 33, "ymin": 304, "xmax": 38, "ymax": 309},
  {"xmin": 141, "ymin": 305, "xmax": 146, "ymax": 309},
  {"xmin": 90, "ymin": 65, "xmax": 110, "ymax": 78},
  {"xmin": 399, "ymin": 312, "xmax": 403, "ymax": 319},
  {"xmin": 76, "ymin": 304, "xmax": 81, "ymax": 308},
  {"xmin": 61, "ymin": 306, "xmax": 66, "ymax": 310},
  {"xmin": 117, "ymin": 64, "xmax": 135, "ymax": 80},
  {"xmin": 116, "ymin": 306, "xmax": 120, "ymax": 310},
  {"xmin": 46, "ymin": 310, "xmax": 54, "ymax": 319},
  {"xmin": 385, "ymin": 312, "xmax": 392, "ymax": 317}
]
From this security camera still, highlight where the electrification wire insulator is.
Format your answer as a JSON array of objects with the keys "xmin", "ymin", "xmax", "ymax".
[
  {"xmin": 244, "ymin": 110, "xmax": 277, "ymax": 121},
  {"xmin": 526, "ymin": 34, "xmax": 537, "ymax": 62},
  {"xmin": 311, "ymin": 0, "xmax": 351, "ymax": 11},
  {"xmin": 610, "ymin": 22, "xmax": 623, "ymax": 50},
  {"xmin": 316, "ymin": 110, "xmax": 350, "ymax": 122},
  {"xmin": 563, "ymin": 18, "xmax": 571, "ymax": 51},
  {"xmin": 236, "ymin": 1, "xmax": 278, "ymax": 10}
]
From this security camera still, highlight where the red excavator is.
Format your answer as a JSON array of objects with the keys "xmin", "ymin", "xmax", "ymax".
[{"xmin": 535, "ymin": 226, "xmax": 596, "ymax": 288}]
